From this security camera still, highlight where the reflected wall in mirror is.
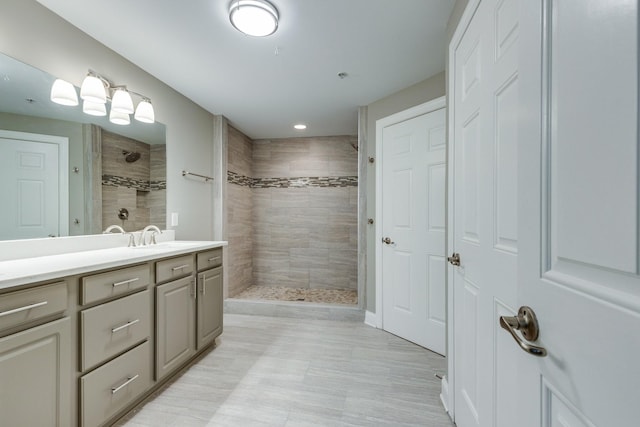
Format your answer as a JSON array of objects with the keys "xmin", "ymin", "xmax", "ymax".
[{"xmin": 0, "ymin": 52, "xmax": 166, "ymax": 240}]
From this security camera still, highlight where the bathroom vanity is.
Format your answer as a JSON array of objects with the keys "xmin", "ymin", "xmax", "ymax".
[{"xmin": 0, "ymin": 235, "xmax": 226, "ymax": 427}]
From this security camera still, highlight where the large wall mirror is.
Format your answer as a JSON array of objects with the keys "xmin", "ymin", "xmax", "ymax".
[{"xmin": 0, "ymin": 52, "xmax": 166, "ymax": 240}]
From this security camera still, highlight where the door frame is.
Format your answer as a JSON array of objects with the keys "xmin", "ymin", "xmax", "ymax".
[
  {"xmin": 445, "ymin": 0, "xmax": 484, "ymax": 420},
  {"xmin": 0, "ymin": 129, "xmax": 69, "ymax": 238},
  {"xmin": 374, "ymin": 96, "xmax": 446, "ymax": 329}
]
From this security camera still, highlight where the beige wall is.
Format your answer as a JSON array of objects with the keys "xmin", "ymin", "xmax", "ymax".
[
  {"xmin": 364, "ymin": 72, "xmax": 446, "ymax": 312},
  {"xmin": 0, "ymin": 0, "xmax": 216, "ymax": 240}
]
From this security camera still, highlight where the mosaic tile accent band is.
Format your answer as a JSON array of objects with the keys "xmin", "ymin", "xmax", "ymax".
[
  {"xmin": 228, "ymin": 171, "xmax": 357, "ymax": 188},
  {"xmin": 102, "ymin": 174, "xmax": 166, "ymax": 191}
]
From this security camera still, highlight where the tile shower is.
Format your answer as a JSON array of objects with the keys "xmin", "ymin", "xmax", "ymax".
[
  {"xmin": 101, "ymin": 130, "xmax": 166, "ymax": 231},
  {"xmin": 226, "ymin": 127, "xmax": 358, "ymax": 306}
]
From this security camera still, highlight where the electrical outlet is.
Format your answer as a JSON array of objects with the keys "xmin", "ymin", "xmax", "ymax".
[{"xmin": 171, "ymin": 212, "xmax": 179, "ymax": 227}]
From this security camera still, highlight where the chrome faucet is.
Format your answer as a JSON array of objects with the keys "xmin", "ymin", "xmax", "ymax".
[
  {"xmin": 125, "ymin": 232, "xmax": 137, "ymax": 247},
  {"xmin": 103, "ymin": 225, "xmax": 125, "ymax": 234},
  {"xmin": 139, "ymin": 225, "xmax": 162, "ymax": 246}
]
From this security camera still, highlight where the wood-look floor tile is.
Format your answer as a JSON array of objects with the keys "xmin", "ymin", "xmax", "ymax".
[{"xmin": 116, "ymin": 314, "xmax": 453, "ymax": 427}]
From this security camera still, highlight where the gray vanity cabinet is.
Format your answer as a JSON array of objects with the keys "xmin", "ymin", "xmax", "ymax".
[
  {"xmin": 0, "ymin": 281, "xmax": 71, "ymax": 427},
  {"xmin": 0, "ymin": 243, "xmax": 224, "ymax": 427},
  {"xmin": 155, "ymin": 275, "xmax": 196, "ymax": 380},
  {"xmin": 196, "ymin": 248, "xmax": 223, "ymax": 350},
  {"xmin": 197, "ymin": 266, "xmax": 223, "ymax": 349}
]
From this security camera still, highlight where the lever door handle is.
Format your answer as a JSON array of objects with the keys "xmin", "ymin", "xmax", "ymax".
[{"xmin": 499, "ymin": 306, "xmax": 547, "ymax": 357}]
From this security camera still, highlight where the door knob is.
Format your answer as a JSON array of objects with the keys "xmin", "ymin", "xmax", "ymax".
[
  {"xmin": 447, "ymin": 253, "xmax": 461, "ymax": 266},
  {"xmin": 382, "ymin": 237, "xmax": 394, "ymax": 245},
  {"xmin": 499, "ymin": 306, "xmax": 547, "ymax": 357}
]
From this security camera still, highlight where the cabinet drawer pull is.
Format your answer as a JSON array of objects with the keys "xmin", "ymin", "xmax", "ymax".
[
  {"xmin": 111, "ymin": 319, "xmax": 140, "ymax": 333},
  {"xmin": 171, "ymin": 264, "xmax": 189, "ymax": 272},
  {"xmin": 207, "ymin": 256, "xmax": 220, "ymax": 263},
  {"xmin": 112, "ymin": 278, "xmax": 139, "ymax": 288},
  {"xmin": 0, "ymin": 300, "xmax": 48, "ymax": 318},
  {"xmin": 111, "ymin": 374, "xmax": 140, "ymax": 394}
]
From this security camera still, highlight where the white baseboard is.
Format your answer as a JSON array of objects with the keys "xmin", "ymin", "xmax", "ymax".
[
  {"xmin": 364, "ymin": 310, "xmax": 377, "ymax": 328},
  {"xmin": 440, "ymin": 376, "xmax": 451, "ymax": 416}
]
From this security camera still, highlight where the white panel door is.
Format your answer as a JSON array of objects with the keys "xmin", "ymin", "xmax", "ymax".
[
  {"xmin": 0, "ymin": 130, "xmax": 68, "ymax": 240},
  {"xmin": 449, "ymin": 0, "xmax": 519, "ymax": 425},
  {"xmin": 380, "ymin": 104, "xmax": 446, "ymax": 354},
  {"xmin": 517, "ymin": 1, "xmax": 640, "ymax": 425}
]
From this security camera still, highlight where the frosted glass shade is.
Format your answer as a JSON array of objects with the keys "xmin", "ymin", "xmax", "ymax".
[
  {"xmin": 80, "ymin": 75, "xmax": 106, "ymax": 104},
  {"xmin": 83, "ymin": 100, "xmax": 107, "ymax": 116},
  {"xmin": 109, "ymin": 109, "xmax": 130, "ymax": 125},
  {"xmin": 111, "ymin": 88, "xmax": 134, "ymax": 114},
  {"xmin": 50, "ymin": 79, "xmax": 78, "ymax": 106},
  {"xmin": 134, "ymin": 100, "xmax": 155, "ymax": 123},
  {"xmin": 229, "ymin": 0, "xmax": 278, "ymax": 37}
]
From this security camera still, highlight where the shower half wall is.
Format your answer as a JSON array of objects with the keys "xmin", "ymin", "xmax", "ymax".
[{"xmin": 226, "ymin": 126, "xmax": 358, "ymax": 304}]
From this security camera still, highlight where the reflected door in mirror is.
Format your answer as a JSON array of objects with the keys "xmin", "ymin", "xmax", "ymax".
[{"xmin": 0, "ymin": 130, "xmax": 68, "ymax": 239}]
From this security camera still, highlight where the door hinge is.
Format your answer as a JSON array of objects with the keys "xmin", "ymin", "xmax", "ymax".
[{"xmin": 447, "ymin": 252, "xmax": 461, "ymax": 266}]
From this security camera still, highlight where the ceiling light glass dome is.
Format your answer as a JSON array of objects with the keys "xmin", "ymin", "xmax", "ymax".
[{"xmin": 229, "ymin": 0, "xmax": 279, "ymax": 37}]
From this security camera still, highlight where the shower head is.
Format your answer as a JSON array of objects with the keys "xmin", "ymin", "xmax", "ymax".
[{"xmin": 122, "ymin": 151, "xmax": 141, "ymax": 163}]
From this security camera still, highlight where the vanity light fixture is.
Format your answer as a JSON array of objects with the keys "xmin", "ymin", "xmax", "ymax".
[
  {"xmin": 80, "ymin": 73, "xmax": 107, "ymax": 104},
  {"xmin": 111, "ymin": 87, "xmax": 134, "ymax": 114},
  {"xmin": 229, "ymin": 0, "xmax": 279, "ymax": 37},
  {"xmin": 109, "ymin": 109, "xmax": 130, "ymax": 125},
  {"xmin": 50, "ymin": 79, "xmax": 78, "ymax": 106},
  {"xmin": 82, "ymin": 100, "xmax": 107, "ymax": 116},
  {"xmin": 134, "ymin": 99, "xmax": 155, "ymax": 123},
  {"xmin": 50, "ymin": 70, "xmax": 155, "ymax": 125},
  {"xmin": 294, "ymin": 124, "xmax": 307, "ymax": 130}
]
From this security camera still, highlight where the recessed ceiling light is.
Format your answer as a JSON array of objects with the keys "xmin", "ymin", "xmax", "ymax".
[
  {"xmin": 294, "ymin": 124, "xmax": 307, "ymax": 130},
  {"xmin": 229, "ymin": 0, "xmax": 279, "ymax": 37}
]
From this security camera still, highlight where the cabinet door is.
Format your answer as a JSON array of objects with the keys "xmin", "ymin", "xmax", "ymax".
[
  {"xmin": 156, "ymin": 276, "xmax": 195, "ymax": 380},
  {"xmin": 197, "ymin": 267, "xmax": 223, "ymax": 350},
  {"xmin": 0, "ymin": 317, "xmax": 71, "ymax": 427}
]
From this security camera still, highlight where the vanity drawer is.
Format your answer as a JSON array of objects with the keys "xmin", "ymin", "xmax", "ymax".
[
  {"xmin": 81, "ymin": 264, "xmax": 150, "ymax": 305},
  {"xmin": 80, "ymin": 290, "xmax": 150, "ymax": 372},
  {"xmin": 0, "ymin": 281, "xmax": 67, "ymax": 333},
  {"xmin": 80, "ymin": 341, "xmax": 152, "ymax": 427},
  {"xmin": 197, "ymin": 247, "xmax": 222, "ymax": 271},
  {"xmin": 156, "ymin": 254, "xmax": 194, "ymax": 283}
]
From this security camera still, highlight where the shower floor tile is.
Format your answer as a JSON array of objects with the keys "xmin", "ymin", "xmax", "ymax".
[{"xmin": 233, "ymin": 285, "xmax": 357, "ymax": 305}]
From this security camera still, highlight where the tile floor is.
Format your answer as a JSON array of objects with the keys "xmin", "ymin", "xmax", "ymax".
[
  {"xmin": 116, "ymin": 314, "xmax": 453, "ymax": 427},
  {"xmin": 233, "ymin": 285, "xmax": 358, "ymax": 305}
]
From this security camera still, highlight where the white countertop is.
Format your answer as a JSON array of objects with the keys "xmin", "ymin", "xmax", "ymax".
[{"xmin": 0, "ymin": 240, "xmax": 227, "ymax": 291}]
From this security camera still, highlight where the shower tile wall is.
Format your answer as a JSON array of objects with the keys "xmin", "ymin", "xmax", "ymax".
[
  {"xmin": 227, "ymin": 127, "xmax": 254, "ymax": 296},
  {"xmin": 101, "ymin": 130, "xmax": 166, "ymax": 231},
  {"xmin": 251, "ymin": 136, "xmax": 358, "ymax": 291}
]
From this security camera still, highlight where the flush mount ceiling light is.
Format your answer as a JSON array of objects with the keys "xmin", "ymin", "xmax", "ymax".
[
  {"xmin": 294, "ymin": 124, "xmax": 307, "ymax": 130},
  {"xmin": 229, "ymin": 0, "xmax": 279, "ymax": 37},
  {"xmin": 50, "ymin": 69, "xmax": 156, "ymax": 125}
]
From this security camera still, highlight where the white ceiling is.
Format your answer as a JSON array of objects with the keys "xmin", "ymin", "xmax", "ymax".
[{"xmin": 35, "ymin": 0, "xmax": 455, "ymax": 139}]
